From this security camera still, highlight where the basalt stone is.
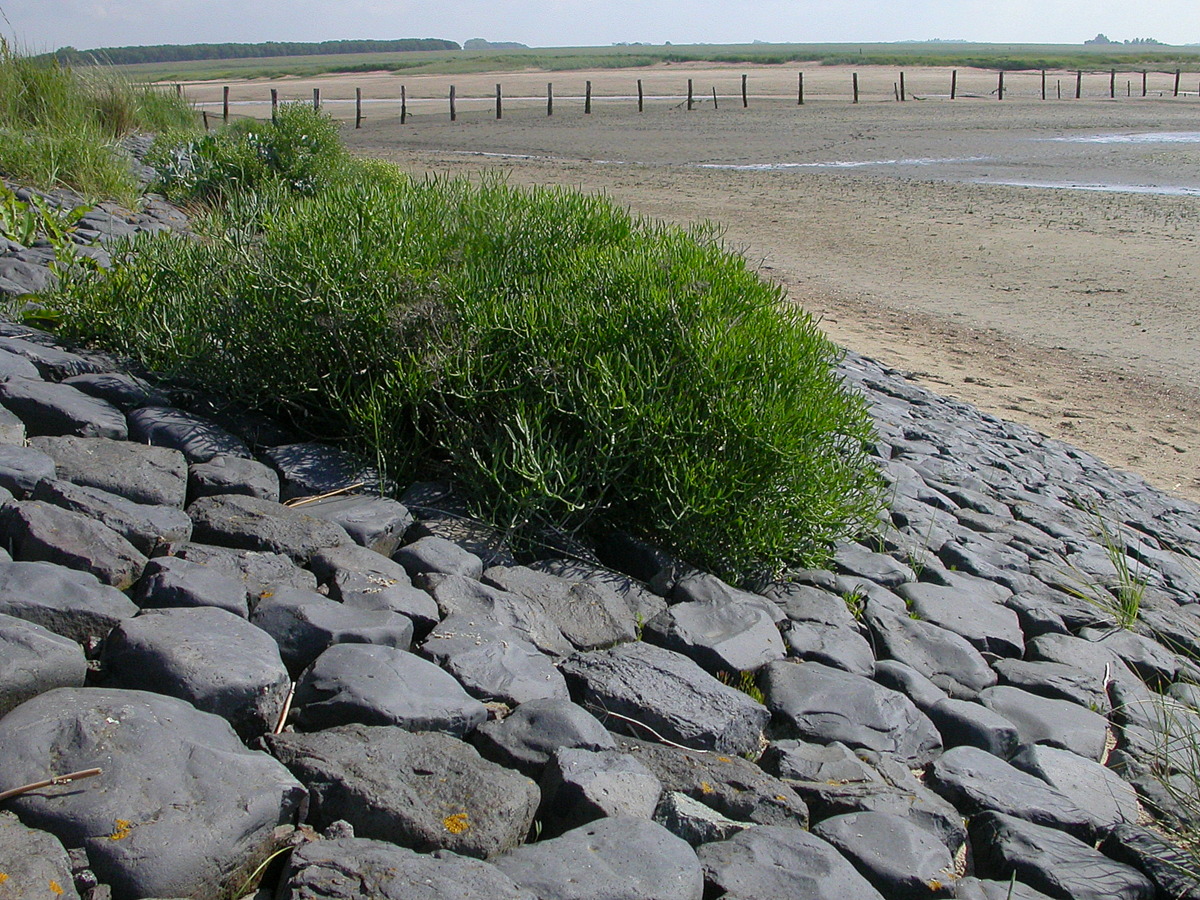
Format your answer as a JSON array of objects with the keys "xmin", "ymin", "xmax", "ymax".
[
  {"xmin": 0, "ymin": 336, "xmax": 103, "ymax": 379},
  {"xmin": 293, "ymin": 643, "xmax": 487, "ymax": 735},
  {"xmin": 102, "ymin": 606, "xmax": 291, "ymax": 739},
  {"xmin": 978, "ymin": 685, "xmax": 1110, "ymax": 761},
  {"xmin": 761, "ymin": 581, "xmax": 858, "ymax": 628},
  {"xmin": 281, "ymin": 838, "xmax": 538, "ymax": 900},
  {"xmin": 833, "ymin": 541, "xmax": 915, "ymax": 588},
  {"xmin": 1101, "ymin": 824, "xmax": 1200, "ymax": 900},
  {"xmin": 0, "ymin": 687, "xmax": 305, "ymax": 900},
  {"xmin": 0, "ymin": 810, "xmax": 82, "ymax": 900},
  {"xmin": 865, "ymin": 604, "xmax": 997, "ymax": 699},
  {"xmin": 782, "ymin": 619, "xmax": 875, "ymax": 676},
  {"xmin": 405, "ymin": 511, "xmax": 516, "ymax": 569},
  {"xmin": 1077, "ymin": 625, "xmax": 1182, "ymax": 688},
  {"xmin": 619, "ymin": 734, "xmax": 809, "ymax": 828},
  {"xmin": 0, "ymin": 559, "xmax": 137, "ymax": 644},
  {"xmin": 872, "ymin": 659, "xmax": 949, "ymax": 712},
  {"xmin": 492, "ymin": 817, "xmax": 704, "ymax": 900},
  {"xmin": 669, "ymin": 572, "xmax": 786, "ymax": 625},
  {"xmin": 395, "ymin": 534, "xmax": 485, "ymax": 580},
  {"xmin": 529, "ymin": 557, "xmax": 669, "ymax": 625},
  {"xmin": 927, "ymin": 697, "xmax": 1020, "ymax": 758},
  {"xmin": 759, "ymin": 739, "xmax": 881, "ymax": 785},
  {"xmin": 30, "ymin": 435, "xmax": 187, "ymax": 507},
  {"xmin": 294, "ymin": 493, "xmax": 411, "ymax": 556},
  {"xmin": 560, "ymin": 642, "xmax": 769, "ymax": 756},
  {"xmin": 1010, "ymin": 744, "xmax": 1140, "ymax": 832},
  {"xmin": 0, "ymin": 376, "xmax": 126, "ymax": 438},
  {"xmin": 127, "ymin": 406, "xmax": 252, "ymax": 463},
  {"xmin": 0, "ymin": 612, "xmax": 87, "ymax": 716},
  {"xmin": 0, "ymin": 345, "xmax": 42, "ymax": 380},
  {"xmin": 421, "ymin": 614, "xmax": 569, "ymax": 705},
  {"xmin": 265, "ymin": 725, "xmax": 538, "ymax": 859},
  {"xmin": 33, "ymin": 478, "xmax": 192, "ymax": 556},
  {"xmin": 992, "ymin": 658, "xmax": 1111, "ymax": 713},
  {"xmin": 187, "ymin": 493, "xmax": 352, "ymax": 562},
  {"xmin": 173, "ymin": 541, "xmax": 318, "ymax": 595},
  {"xmin": 484, "ymin": 565, "xmax": 637, "ymax": 651},
  {"xmin": 260, "ymin": 441, "xmax": 384, "ymax": 500},
  {"xmin": 811, "ymin": 811, "xmax": 956, "ymax": 899},
  {"xmin": 252, "ymin": 585, "xmax": 413, "ymax": 677},
  {"xmin": 187, "ymin": 455, "xmax": 280, "ymax": 502},
  {"xmin": 897, "ymin": 581, "xmax": 1024, "ymax": 657},
  {"xmin": 970, "ymin": 811, "xmax": 1155, "ymax": 900},
  {"xmin": 537, "ymin": 747, "xmax": 661, "ymax": 836},
  {"xmin": 761, "ymin": 660, "xmax": 942, "ymax": 767},
  {"xmin": 419, "ymin": 572, "xmax": 573, "ymax": 657},
  {"xmin": 0, "ymin": 403, "xmax": 24, "ymax": 444},
  {"xmin": 697, "ymin": 825, "xmax": 886, "ymax": 900},
  {"xmin": 309, "ymin": 543, "xmax": 438, "ymax": 633},
  {"xmin": 643, "ymin": 591, "xmax": 786, "ymax": 674},
  {"xmin": 133, "ymin": 555, "xmax": 250, "ymax": 617},
  {"xmin": 62, "ymin": 371, "xmax": 170, "ymax": 411},
  {"xmin": 954, "ymin": 877, "xmax": 1059, "ymax": 900},
  {"xmin": 0, "ymin": 500, "xmax": 147, "ymax": 589},
  {"xmin": 471, "ymin": 697, "xmax": 615, "ymax": 778},
  {"xmin": 654, "ymin": 791, "xmax": 754, "ymax": 846},
  {"xmin": 0, "ymin": 443, "xmax": 55, "ymax": 497},
  {"xmin": 927, "ymin": 745, "xmax": 1098, "ymax": 840}
]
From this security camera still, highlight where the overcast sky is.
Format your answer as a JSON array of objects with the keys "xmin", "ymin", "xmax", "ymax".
[{"xmin": 5, "ymin": 0, "xmax": 1196, "ymax": 52}]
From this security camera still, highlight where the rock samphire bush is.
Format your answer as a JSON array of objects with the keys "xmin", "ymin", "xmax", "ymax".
[{"xmin": 53, "ymin": 118, "xmax": 882, "ymax": 581}]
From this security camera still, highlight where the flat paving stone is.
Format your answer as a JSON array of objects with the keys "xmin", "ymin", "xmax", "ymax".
[
  {"xmin": 0, "ymin": 611, "xmax": 87, "ymax": 717},
  {"xmin": 0, "ymin": 375, "xmax": 126, "ymax": 439},
  {"xmin": 978, "ymin": 685, "xmax": 1111, "ymax": 761},
  {"xmin": 30, "ymin": 435, "xmax": 187, "ymax": 507}
]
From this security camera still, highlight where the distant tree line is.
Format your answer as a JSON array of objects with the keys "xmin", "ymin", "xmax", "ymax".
[
  {"xmin": 1085, "ymin": 34, "xmax": 1164, "ymax": 46},
  {"xmin": 48, "ymin": 39, "xmax": 460, "ymax": 66}
]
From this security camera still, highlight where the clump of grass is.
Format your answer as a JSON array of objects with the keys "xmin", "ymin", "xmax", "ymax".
[
  {"xmin": 52, "ymin": 154, "xmax": 883, "ymax": 582},
  {"xmin": 1061, "ymin": 513, "xmax": 1147, "ymax": 629},
  {"xmin": 0, "ymin": 37, "xmax": 196, "ymax": 201},
  {"xmin": 716, "ymin": 670, "xmax": 766, "ymax": 704}
]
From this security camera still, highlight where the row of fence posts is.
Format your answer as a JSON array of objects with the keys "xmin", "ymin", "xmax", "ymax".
[{"xmin": 195, "ymin": 67, "xmax": 1195, "ymax": 129}]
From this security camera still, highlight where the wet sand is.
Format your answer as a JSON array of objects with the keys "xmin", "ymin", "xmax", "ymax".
[{"xmin": 200, "ymin": 65, "xmax": 1200, "ymax": 501}]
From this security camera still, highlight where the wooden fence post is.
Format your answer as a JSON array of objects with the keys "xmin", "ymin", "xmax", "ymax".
[
  {"xmin": 585, "ymin": 80, "xmax": 592, "ymax": 114},
  {"xmin": 223, "ymin": 85, "xmax": 229, "ymax": 123},
  {"xmin": 798, "ymin": 71, "xmax": 804, "ymax": 105},
  {"xmin": 449, "ymin": 86, "xmax": 456, "ymax": 121},
  {"xmin": 1057, "ymin": 80, "xmax": 1061, "ymax": 99},
  {"xmin": 951, "ymin": 69, "xmax": 957, "ymax": 99},
  {"xmin": 495, "ymin": 84, "xmax": 502, "ymax": 120},
  {"xmin": 637, "ymin": 79, "xmax": 643, "ymax": 112},
  {"xmin": 852, "ymin": 72, "xmax": 859, "ymax": 104},
  {"xmin": 1174, "ymin": 69, "xmax": 1181, "ymax": 96},
  {"xmin": 742, "ymin": 73, "xmax": 748, "ymax": 108},
  {"xmin": 313, "ymin": 88, "xmax": 320, "ymax": 111},
  {"xmin": 1075, "ymin": 71, "xmax": 1082, "ymax": 99},
  {"xmin": 202, "ymin": 110, "xmax": 210, "ymax": 130},
  {"xmin": 687, "ymin": 79, "xmax": 693, "ymax": 111},
  {"xmin": 1110, "ymin": 69, "xmax": 1116, "ymax": 99},
  {"xmin": 1041, "ymin": 70, "xmax": 1046, "ymax": 100},
  {"xmin": 1142, "ymin": 70, "xmax": 1147, "ymax": 97},
  {"xmin": 355, "ymin": 87, "xmax": 363, "ymax": 128},
  {"xmin": 175, "ymin": 83, "xmax": 182, "ymax": 98},
  {"xmin": 400, "ymin": 85, "xmax": 407, "ymax": 124},
  {"xmin": 998, "ymin": 70, "xmax": 1004, "ymax": 100},
  {"xmin": 711, "ymin": 86, "xmax": 718, "ymax": 109},
  {"xmin": 547, "ymin": 82, "xmax": 553, "ymax": 116},
  {"xmin": 270, "ymin": 88, "xmax": 278, "ymax": 122},
  {"xmin": 899, "ymin": 71, "xmax": 905, "ymax": 101}
]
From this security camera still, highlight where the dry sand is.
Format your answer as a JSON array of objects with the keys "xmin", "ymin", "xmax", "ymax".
[{"xmin": 198, "ymin": 65, "xmax": 1200, "ymax": 502}]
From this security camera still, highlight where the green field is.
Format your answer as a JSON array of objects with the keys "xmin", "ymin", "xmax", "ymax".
[{"xmin": 111, "ymin": 41, "xmax": 1200, "ymax": 83}]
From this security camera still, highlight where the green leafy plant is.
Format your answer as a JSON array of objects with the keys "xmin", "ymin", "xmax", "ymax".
[
  {"xmin": 716, "ymin": 670, "xmax": 766, "ymax": 704},
  {"xmin": 841, "ymin": 586, "xmax": 868, "ymax": 620},
  {"xmin": 1061, "ymin": 513, "xmax": 1147, "ymax": 629},
  {"xmin": 0, "ymin": 184, "xmax": 96, "ymax": 273}
]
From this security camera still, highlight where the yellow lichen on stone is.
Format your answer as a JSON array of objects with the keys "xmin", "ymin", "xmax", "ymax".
[
  {"xmin": 0, "ymin": 872, "xmax": 8, "ymax": 884},
  {"xmin": 699, "ymin": 781, "xmax": 714, "ymax": 794},
  {"xmin": 50, "ymin": 880, "xmax": 64, "ymax": 895},
  {"xmin": 443, "ymin": 812, "xmax": 470, "ymax": 834},
  {"xmin": 108, "ymin": 819, "xmax": 133, "ymax": 840}
]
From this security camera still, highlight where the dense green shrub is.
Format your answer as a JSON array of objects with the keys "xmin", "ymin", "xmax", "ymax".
[
  {"xmin": 148, "ymin": 103, "xmax": 347, "ymax": 203},
  {"xmin": 55, "ymin": 162, "xmax": 882, "ymax": 580}
]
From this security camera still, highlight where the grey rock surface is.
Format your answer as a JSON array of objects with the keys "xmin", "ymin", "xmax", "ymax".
[
  {"xmin": 0, "ymin": 810, "xmax": 82, "ymax": 900},
  {"xmin": 537, "ymin": 747, "xmax": 661, "ymax": 835},
  {"xmin": 295, "ymin": 492, "xmax": 412, "ymax": 555},
  {"xmin": 0, "ymin": 442, "xmax": 55, "ymax": 496},
  {"xmin": 133, "ymin": 555, "xmax": 250, "ymax": 617},
  {"xmin": 187, "ymin": 454, "xmax": 280, "ymax": 502},
  {"xmin": 30, "ymin": 435, "xmax": 187, "ymax": 507},
  {"xmin": 0, "ymin": 375, "xmax": 127, "ymax": 439},
  {"xmin": 0, "ymin": 559, "xmax": 138, "ymax": 644},
  {"xmin": 127, "ymin": 405, "xmax": 251, "ymax": 462},
  {"xmin": 265, "ymin": 725, "xmax": 539, "ymax": 859},
  {"xmin": 188, "ymin": 492, "xmax": 353, "ymax": 562},
  {"xmin": 0, "ymin": 611, "xmax": 87, "ymax": 716},
  {"xmin": 33, "ymin": 477, "xmax": 192, "ymax": 555},
  {"xmin": 0, "ymin": 499, "xmax": 147, "ymax": 589},
  {"xmin": 811, "ymin": 810, "xmax": 956, "ymax": 899},
  {"xmin": 471, "ymin": 697, "xmax": 616, "ymax": 778}
]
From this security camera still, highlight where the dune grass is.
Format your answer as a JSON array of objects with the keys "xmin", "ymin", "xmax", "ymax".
[
  {"xmin": 49, "ymin": 107, "xmax": 883, "ymax": 580},
  {"xmin": 0, "ymin": 38, "xmax": 196, "ymax": 201}
]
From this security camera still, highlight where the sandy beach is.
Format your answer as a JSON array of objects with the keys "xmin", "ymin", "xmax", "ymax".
[{"xmin": 195, "ymin": 65, "xmax": 1200, "ymax": 502}]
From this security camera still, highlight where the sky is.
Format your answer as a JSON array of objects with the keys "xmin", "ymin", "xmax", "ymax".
[{"xmin": 5, "ymin": 0, "xmax": 1196, "ymax": 52}]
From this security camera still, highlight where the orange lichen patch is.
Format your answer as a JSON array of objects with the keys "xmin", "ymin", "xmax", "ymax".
[
  {"xmin": 50, "ymin": 880, "xmax": 64, "ymax": 895},
  {"xmin": 716, "ymin": 756, "xmax": 733, "ymax": 763},
  {"xmin": 0, "ymin": 872, "xmax": 8, "ymax": 884},
  {"xmin": 699, "ymin": 781, "xmax": 714, "ymax": 794},
  {"xmin": 443, "ymin": 813, "xmax": 470, "ymax": 834},
  {"xmin": 108, "ymin": 819, "xmax": 133, "ymax": 840}
]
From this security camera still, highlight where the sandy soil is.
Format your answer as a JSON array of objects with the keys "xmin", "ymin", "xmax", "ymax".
[{"xmin": 203, "ymin": 65, "xmax": 1200, "ymax": 502}]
